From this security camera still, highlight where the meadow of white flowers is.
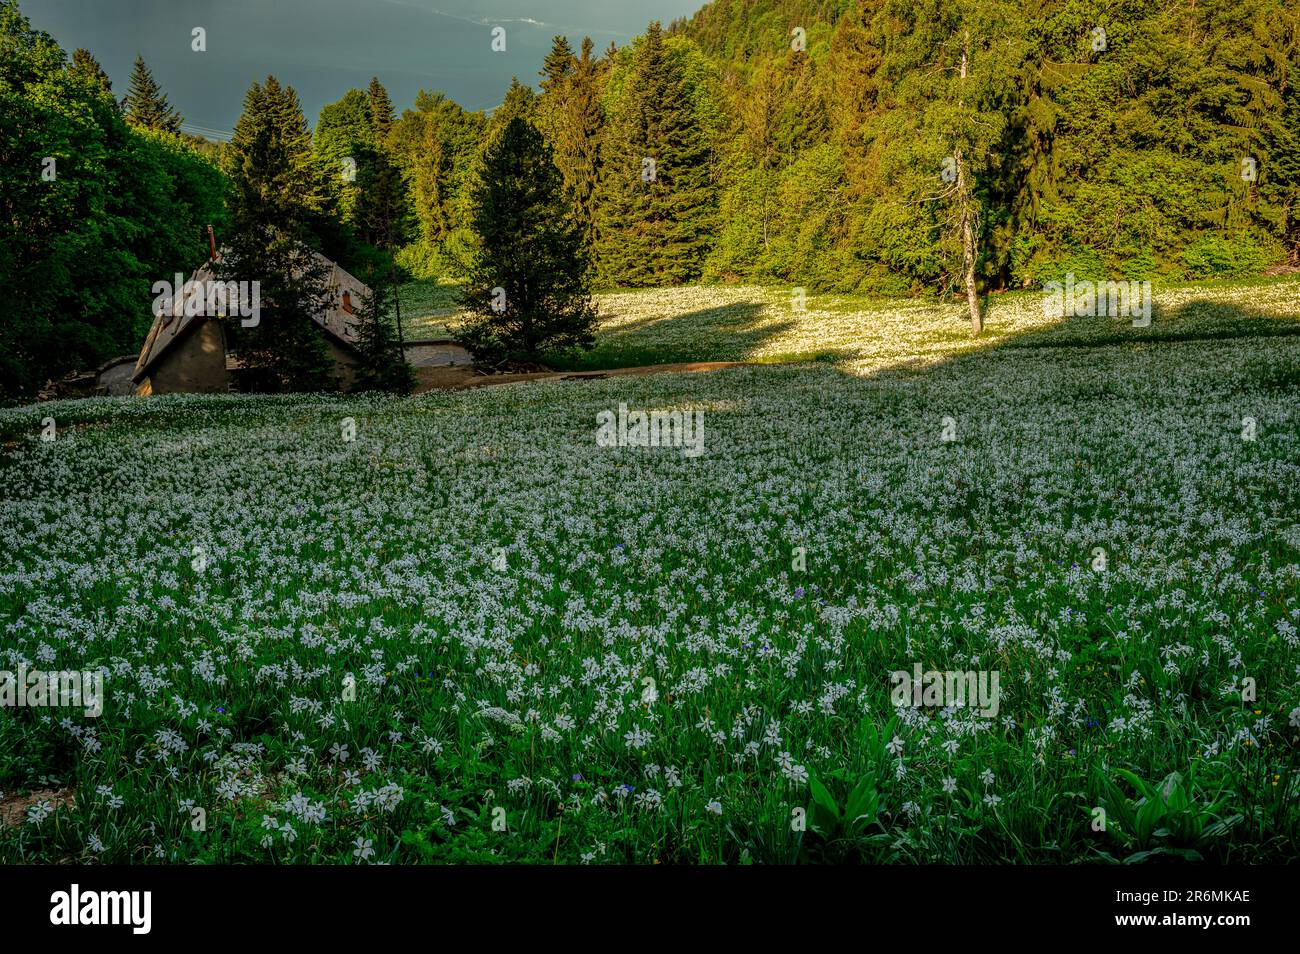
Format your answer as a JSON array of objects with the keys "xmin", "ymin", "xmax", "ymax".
[
  {"xmin": 408, "ymin": 275, "xmax": 1300, "ymax": 373},
  {"xmin": 1, "ymin": 285, "xmax": 1298, "ymax": 863}
]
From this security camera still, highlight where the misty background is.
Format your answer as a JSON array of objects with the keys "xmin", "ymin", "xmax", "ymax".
[{"xmin": 25, "ymin": 0, "xmax": 699, "ymax": 137}]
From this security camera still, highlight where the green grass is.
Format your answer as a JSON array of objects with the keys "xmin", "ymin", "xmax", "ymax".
[{"xmin": 1, "ymin": 279, "xmax": 1298, "ymax": 864}]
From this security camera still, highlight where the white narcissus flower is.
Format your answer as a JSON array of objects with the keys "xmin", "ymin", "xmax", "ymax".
[{"xmin": 4, "ymin": 285, "xmax": 1299, "ymax": 863}]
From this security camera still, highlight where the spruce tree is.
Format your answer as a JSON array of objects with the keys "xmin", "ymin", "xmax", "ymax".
[
  {"xmin": 540, "ymin": 36, "xmax": 606, "ymax": 253},
  {"xmin": 313, "ymin": 88, "xmax": 371, "ymax": 229},
  {"xmin": 124, "ymin": 54, "xmax": 181, "ymax": 133},
  {"xmin": 540, "ymin": 35, "xmax": 576, "ymax": 95},
  {"xmin": 484, "ymin": 77, "xmax": 537, "ymax": 146},
  {"xmin": 536, "ymin": 36, "xmax": 576, "ymax": 162},
  {"xmin": 568, "ymin": 38, "xmax": 606, "ymax": 250},
  {"xmin": 367, "ymin": 76, "xmax": 394, "ymax": 144},
  {"xmin": 412, "ymin": 119, "xmax": 453, "ymax": 246},
  {"xmin": 221, "ymin": 76, "xmax": 334, "ymax": 392},
  {"xmin": 457, "ymin": 116, "xmax": 596, "ymax": 367},
  {"xmin": 596, "ymin": 22, "xmax": 715, "ymax": 286},
  {"xmin": 1267, "ymin": 82, "xmax": 1300, "ymax": 263},
  {"xmin": 358, "ymin": 77, "xmax": 409, "ymax": 251}
]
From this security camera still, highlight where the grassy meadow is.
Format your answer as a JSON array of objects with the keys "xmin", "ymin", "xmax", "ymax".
[{"xmin": 2, "ymin": 277, "xmax": 1299, "ymax": 863}]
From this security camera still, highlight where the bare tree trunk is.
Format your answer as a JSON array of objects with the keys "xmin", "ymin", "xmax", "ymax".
[
  {"xmin": 956, "ymin": 30, "xmax": 982, "ymax": 335},
  {"xmin": 392, "ymin": 269, "xmax": 405, "ymax": 351},
  {"xmin": 956, "ymin": 150, "xmax": 981, "ymax": 335}
]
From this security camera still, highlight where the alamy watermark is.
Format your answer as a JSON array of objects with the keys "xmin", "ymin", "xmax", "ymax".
[
  {"xmin": 152, "ymin": 273, "xmax": 260, "ymax": 327},
  {"xmin": 0, "ymin": 666, "xmax": 104, "ymax": 717},
  {"xmin": 50, "ymin": 884, "xmax": 150, "ymax": 934},
  {"xmin": 890, "ymin": 663, "xmax": 1000, "ymax": 718},
  {"xmin": 1043, "ymin": 273, "xmax": 1152, "ymax": 326},
  {"xmin": 596, "ymin": 403, "xmax": 704, "ymax": 458}
]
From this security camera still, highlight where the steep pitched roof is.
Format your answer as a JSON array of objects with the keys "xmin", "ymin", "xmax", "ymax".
[{"xmin": 133, "ymin": 250, "xmax": 370, "ymax": 381}]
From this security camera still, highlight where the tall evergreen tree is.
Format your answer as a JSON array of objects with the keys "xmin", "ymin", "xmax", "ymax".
[
  {"xmin": 540, "ymin": 35, "xmax": 576, "ymax": 95},
  {"xmin": 221, "ymin": 76, "xmax": 334, "ymax": 391},
  {"xmin": 124, "ymin": 54, "xmax": 181, "ymax": 133},
  {"xmin": 412, "ymin": 117, "xmax": 453, "ymax": 246},
  {"xmin": 367, "ymin": 76, "xmax": 394, "ymax": 144},
  {"xmin": 393, "ymin": 90, "xmax": 483, "ymax": 275},
  {"xmin": 485, "ymin": 77, "xmax": 537, "ymax": 145},
  {"xmin": 313, "ymin": 88, "xmax": 371, "ymax": 229},
  {"xmin": 542, "ymin": 36, "xmax": 607, "ymax": 253},
  {"xmin": 457, "ymin": 116, "xmax": 596, "ymax": 366},
  {"xmin": 1266, "ymin": 81, "xmax": 1300, "ymax": 263},
  {"xmin": 596, "ymin": 21, "xmax": 716, "ymax": 285},
  {"xmin": 358, "ymin": 77, "xmax": 409, "ymax": 251},
  {"xmin": 69, "ymin": 48, "xmax": 112, "ymax": 97}
]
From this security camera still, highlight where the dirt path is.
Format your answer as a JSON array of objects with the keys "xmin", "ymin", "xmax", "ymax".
[{"xmin": 412, "ymin": 360, "xmax": 751, "ymax": 394}]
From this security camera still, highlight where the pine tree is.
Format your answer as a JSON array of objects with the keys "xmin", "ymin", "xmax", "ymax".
[
  {"xmin": 457, "ymin": 116, "xmax": 596, "ymax": 367},
  {"xmin": 124, "ymin": 55, "xmax": 181, "ymax": 133},
  {"xmin": 221, "ymin": 76, "xmax": 334, "ymax": 392},
  {"xmin": 596, "ymin": 21, "xmax": 715, "ymax": 285},
  {"xmin": 313, "ymin": 88, "xmax": 371, "ymax": 229},
  {"xmin": 412, "ymin": 118, "xmax": 453, "ymax": 246},
  {"xmin": 536, "ymin": 36, "xmax": 575, "ymax": 160},
  {"xmin": 484, "ymin": 77, "xmax": 537, "ymax": 146}
]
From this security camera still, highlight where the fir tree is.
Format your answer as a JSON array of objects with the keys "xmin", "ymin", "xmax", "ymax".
[
  {"xmin": 1267, "ymin": 82, "xmax": 1300, "ymax": 263},
  {"xmin": 568, "ymin": 38, "xmax": 607, "ymax": 248},
  {"xmin": 124, "ymin": 54, "xmax": 181, "ymax": 133},
  {"xmin": 220, "ymin": 76, "xmax": 334, "ymax": 392},
  {"xmin": 313, "ymin": 88, "xmax": 371, "ymax": 229},
  {"xmin": 412, "ymin": 118, "xmax": 453, "ymax": 246},
  {"xmin": 457, "ymin": 116, "xmax": 596, "ymax": 366},
  {"xmin": 596, "ymin": 21, "xmax": 715, "ymax": 285},
  {"xmin": 484, "ymin": 77, "xmax": 537, "ymax": 146}
]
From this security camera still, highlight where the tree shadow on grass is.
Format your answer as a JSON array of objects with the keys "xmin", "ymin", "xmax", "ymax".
[
  {"xmin": 999, "ymin": 297, "xmax": 1300, "ymax": 352},
  {"xmin": 546, "ymin": 300, "xmax": 801, "ymax": 371}
]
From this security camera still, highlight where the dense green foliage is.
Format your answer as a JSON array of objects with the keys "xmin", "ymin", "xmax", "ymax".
[
  {"xmin": 7, "ymin": 0, "xmax": 1300, "ymax": 398},
  {"xmin": 680, "ymin": 0, "xmax": 1300, "ymax": 292},
  {"xmin": 375, "ymin": 0, "xmax": 1300, "ymax": 297},
  {"xmin": 353, "ymin": 268, "xmax": 414, "ymax": 394},
  {"xmin": 457, "ymin": 116, "xmax": 596, "ymax": 366},
  {"xmin": 220, "ymin": 77, "xmax": 335, "ymax": 392},
  {"xmin": 0, "ymin": 0, "xmax": 222, "ymax": 397}
]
